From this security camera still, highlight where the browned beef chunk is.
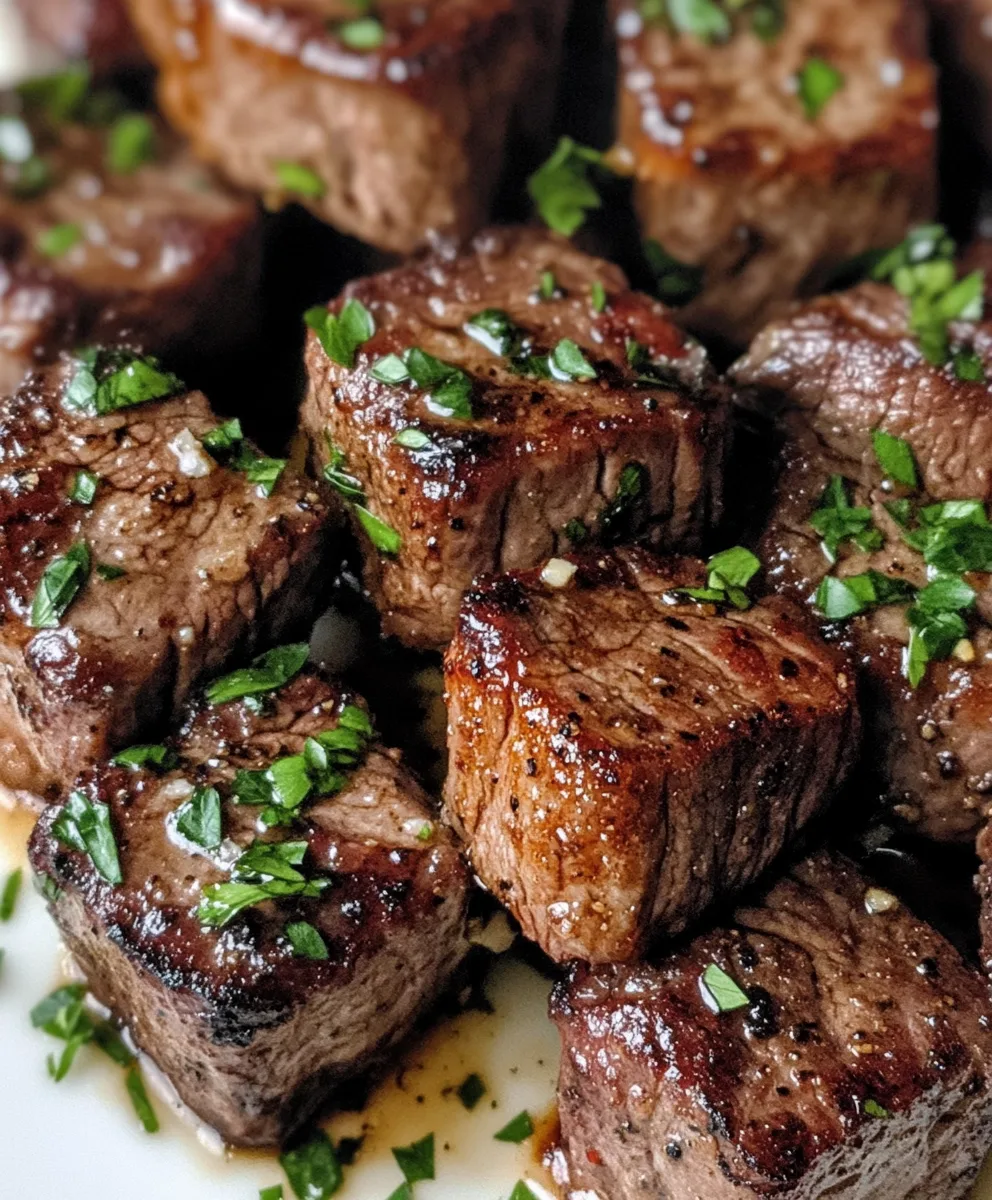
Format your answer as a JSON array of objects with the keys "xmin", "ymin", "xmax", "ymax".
[
  {"xmin": 731, "ymin": 281, "xmax": 992, "ymax": 842},
  {"xmin": 0, "ymin": 357, "xmax": 333, "ymax": 809},
  {"xmin": 14, "ymin": 0, "xmax": 146, "ymax": 76},
  {"xmin": 29, "ymin": 669, "xmax": 470, "ymax": 1146},
  {"xmin": 123, "ymin": 0, "xmax": 569, "ymax": 254},
  {"xmin": 443, "ymin": 548, "xmax": 857, "ymax": 963},
  {"xmin": 552, "ymin": 851, "xmax": 992, "ymax": 1200},
  {"xmin": 612, "ymin": 0, "xmax": 936, "ymax": 345},
  {"xmin": 301, "ymin": 227, "xmax": 730, "ymax": 649},
  {"xmin": 0, "ymin": 97, "xmax": 260, "ymax": 393}
]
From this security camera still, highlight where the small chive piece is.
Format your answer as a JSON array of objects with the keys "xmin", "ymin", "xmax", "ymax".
[
  {"xmin": 95, "ymin": 563, "xmax": 126, "ymax": 581},
  {"xmin": 275, "ymin": 161, "xmax": 326, "ymax": 200},
  {"xmin": 36, "ymin": 222, "xmax": 83, "ymax": 258},
  {"xmin": 285, "ymin": 920, "xmax": 329, "ymax": 960},
  {"xmin": 126, "ymin": 1066, "xmax": 160, "ymax": 1132},
  {"xmin": 232, "ymin": 445, "xmax": 287, "ymax": 497},
  {"xmin": 106, "ymin": 113, "xmax": 156, "ymax": 174},
  {"xmin": 666, "ymin": 0, "xmax": 731, "ymax": 42},
  {"xmin": 871, "ymin": 428, "xmax": 919, "ymax": 488},
  {"xmin": 539, "ymin": 270, "xmax": 559, "ymax": 300},
  {"xmin": 590, "ymin": 280, "xmax": 607, "ymax": 313},
  {"xmin": 338, "ymin": 16, "xmax": 386, "ymax": 49},
  {"xmin": 864, "ymin": 1098, "xmax": 892, "ymax": 1119},
  {"xmin": 495, "ymin": 1111, "xmax": 534, "ymax": 1144},
  {"xmin": 699, "ymin": 962, "xmax": 750, "ymax": 1012},
  {"xmin": 69, "ymin": 468, "xmax": 99, "ymax": 505},
  {"xmin": 280, "ymin": 1131, "xmax": 343, "ymax": 1200},
  {"xmin": 457, "ymin": 1072, "xmax": 487, "ymax": 1110},
  {"xmin": 392, "ymin": 1132, "xmax": 436, "ymax": 1183},
  {"xmin": 29, "ymin": 541, "xmax": 90, "ymax": 628},
  {"xmin": 797, "ymin": 57, "xmax": 844, "ymax": 120},
  {"xmin": 0, "ymin": 868, "xmax": 22, "ymax": 921}
]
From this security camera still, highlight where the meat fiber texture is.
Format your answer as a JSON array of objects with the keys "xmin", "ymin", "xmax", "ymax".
[
  {"xmin": 29, "ymin": 669, "xmax": 471, "ymax": 1146},
  {"xmin": 125, "ymin": 0, "xmax": 570, "ymax": 253},
  {"xmin": 732, "ymin": 281, "xmax": 992, "ymax": 842},
  {"xmin": 444, "ymin": 547, "xmax": 858, "ymax": 963},
  {"xmin": 552, "ymin": 851, "xmax": 992, "ymax": 1200},
  {"xmin": 301, "ymin": 226, "xmax": 730, "ymax": 649},
  {"xmin": 612, "ymin": 0, "xmax": 936, "ymax": 345},
  {"xmin": 0, "ymin": 358, "xmax": 333, "ymax": 809}
]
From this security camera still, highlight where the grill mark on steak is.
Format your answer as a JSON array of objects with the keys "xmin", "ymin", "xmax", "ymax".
[
  {"xmin": 731, "ymin": 280, "xmax": 992, "ymax": 842},
  {"xmin": 551, "ymin": 851, "xmax": 992, "ymax": 1200},
  {"xmin": 29, "ymin": 669, "xmax": 470, "ymax": 1146},
  {"xmin": 443, "ymin": 547, "xmax": 858, "ymax": 963},
  {"xmin": 123, "ymin": 0, "xmax": 569, "ymax": 254},
  {"xmin": 612, "ymin": 0, "xmax": 937, "ymax": 345},
  {"xmin": 0, "ymin": 358, "xmax": 335, "ymax": 808},
  {"xmin": 301, "ymin": 226, "xmax": 730, "ymax": 649},
  {"xmin": 0, "ymin": 107, "xmax": 261, "ymax": 393}
]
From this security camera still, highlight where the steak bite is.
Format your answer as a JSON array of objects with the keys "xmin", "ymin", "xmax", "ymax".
[
  {"xmin": 731, "ymin": 256, "xmax": 992, "ymax": 842},
  {"xmin": 14, "ymin": 0, "xmax": 146, "ymax": 76},
  {"xmin": 124, "ymin": 0, "xmax": 569, "ymax": 254},
  {"xmin": 612, "ymin": 0, "xmax": 936, "ymax": 345},
  {"xmin": 29, "ymin": 667, "xmax": 470, "ymax": 1147},
  {"xmin": 301, "ymin": 227, "xmax": 730, "ymax": 650},
  {"xmin": 0, "ymin": 355, "xmax": 332, "ymax": 810},
  {"xmin": 551, "ymin": 851, "xmax": 992, "ymax": 1200},
  {"xmin": 0, "ymin": 87, "xmax": 260, "ymax": 392},
  {"xmin": 443, "ymin": 547, "xmax": 857, "ymax": 963}
]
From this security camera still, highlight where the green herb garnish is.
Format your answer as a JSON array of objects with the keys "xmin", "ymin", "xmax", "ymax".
[
  {"xmin": 797, "ymin": 57, "xmax": 844, "ymax": 120},
  {"xmin": 644, "ymin": 239, "xmax": 704, "ymax": 306},
  {"xmin": 0, "ymin": 868, "xmax": 22, "ymax": 921},
  {"xmin": 18, "ymin": 64, "xmax": 90, "ymax": 122},
  {"xmin": 338, "ymin": 16, "xmax": 385, "ymax": 49},
  {"xmin": 457, "ymin": 1072, "xmax": 487, "ymax": 1110},
  {"xmin": 393, "ymin": 427, "xmax": 434, "ymax": 451},
  {"xmin": 700, "ymin": 963, "xmax": 750, "ymax": 1012},
  {"xmin": 324, "ymin": 443, "xmax": 402, "ymax": 555},
  {"xmin": 126, "ymin": 1066, "xmax": 160, "ymax": 1132},
  {"xmin": 285, "ymin": 920, "xmax": 329, "ymax": 960},
  {"xmin": 465, "ymin": 309, "xmax": 522, "ymax": 356},
  {"xmin": 206, "ymin": 643, "xmax": 309, "ymax": 706},
  {"xmin": 175, "ymin": 785, "xmax": 222, "ymax": 850},
  {"xmin": 528, "ymin": 136, "xmax": 605, "ymax": 236},
  {"xmin": 275, "ymin": 161, "xmax": 326, "ymax": 199},
  {"xmin": 863, "ymin": 1098, "xmax": 892, "ymax": 1119},
  {"xmin": 111, "ymin": 743, "xmax": 176, "ymax": 771},
  {"xmin": 232, "ymin": 445, "xmax": 287, "ymax": 497},
  {"xmin": 590, "ymin": 281, "xmax": 607, "ymax": 313},
  {"xmin": 69, "ymin": 469, "xmax": 99, "ymax": 505},
  {"xmin": 196, "ymin": 840, "xmax": 327, "ymax": 928},
  {"xmin": 681, "ymin": 546, "xmax": 761, "ymax": 610},
  {"xmin": 63, "ymin": 348, "xmax": 184, "ymax": 417},
  {"xmin": 549, "ymin": 339, "xmax": 596, "ymax": 382},
  {"xmin": 29, "ymin": 541, "xmax": 90, "ymax": 628},
  {"xmin": 280, "ymin": 1131, "xmax": 343, "ymax": 1200},
  {"xmin": 52, "ymin": 789, "xmax": 122, "ymax": 884},
  {"xmin": 305, "ymin": 299, "xmax": 375, "ymax": 368},
  {"xmin": 872, "ymin": 429, "xmax": 918, "ymax": 488},
  {"xmin": 392, "ymin": 1133, "xmax": 435, "ymax": 1183},
  {"xmin": 36, "ymin": 222, "xmax": 82, "ymax": 257},
  {"xmin": 106, "ymin": 113, "xmax": 155, "ymax": 174},
  {"xmin": 494, "ymin": 1111, "xmax": 534, "ymax": 1144},
  {"xmin": 200, "ymin": 417, "xmax": 244, "ymax": 459},
  {"xmin": 598, "ymin": 463, "xmax": 650, "ymax": 545}
]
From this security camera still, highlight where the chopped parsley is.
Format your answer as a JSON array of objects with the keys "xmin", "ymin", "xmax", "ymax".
[
  {"xmin": 0, "ymin": 868, "xmax": 22, "ymax": 921},
  {"xmin": 872, "ymin": 428, "xmax": 918, "ymax": 487},
  {"xmin": 639, "ymin": 0, "xmax": 783, "ymax": 41},
  {"xmin": 126, "ymin": 1066, "xmax": 160, "ymax": 1133},
  {"xmin": 275, "ymin": 161, "xmax": 326, "ymax": 200},
  {"xmin": 111, "ymin": 743, "xmax": 176, "ymax": 771},
  {"xmin": 285, "ymin": 920, "xmax": 329, "ymax": 960},
  {"xmin": 95, "ymin": 563, "xmax": 125, "ymax": 581},
  {"xmin": 399, "ymin": 347, "xmax": 474, "ymax": 419},
  {"xmin": 69, "ymin": 468, "xmax": 99, "ymax": 505},
  {"xmin": 699, "ymin": 963, "xmax": 750, "ymax": 1012},
  {"xmin": 465, "ymin": 309, "xmax": 522, "ymax": 356},
  {"xmin": 815, "ymin": 570, "xmax": 916, "ymax": 620},
  {"xmin": 864, "ymin": 1098, "xmax": 892, "ymax": 1119},
  {"xmin": 549, "ymin": 338, "xmax": 596, "ymax": 382},
  {"xmin": 538, "ymin": 269, "xmax": 560, "ymax": 300},
  {"xmin": 564, "ymin": 517, "xmax": 588, "ymax": 545},
  {"xmin": 206, "ymin": 643, "xmax": 310, "ymax": 706},
  {"xmin": 797, "ymin": 57, "xmax": 845, "ymax": 120},
  {"xmin": 870, "ymin": 225, "xmax": 984, "ymax": 367},
  {"xmin": 29, "ymin": 541, "xmax": 90, "ymax": 628},
  {"xmin": 494, "ymin": 1111, "xmax": 534, "ymax": 1144},
  {"xmin": 200, "ymin": 417, "xmax": 244, "ymax": 458},
  {"xmin": 232, "ymin": 445, "xmax": 287, "ymax": 497},
  {"xmin": 260, "ymin": 1188, "xmax": 284, "ymax": 1200},
  {"xmin": 30, "ymin": 982, "xmax": 146, "ymax": 1093},
  {"xmin": 175, "ymin": 785, "xmax": 223, "ymax": 850},
  {"xmin": 392, "ymin": 1133, "xmax": 435, "ymax": 1183},
  {"xmin": 36, "ymin": 222, "xmax": 82, "ymax": 257},
  {"xmin": 323, "ymin": 442, "xmax": 402, "ymax": 555},
  {"xmin": 509, "ymin": 1185, "xmax": 538, "ymax": 1200},
  {"xmin": 679, "ymin": 546, "xmax": 760, "ymax": 610},
  {"xmin": 18, "ymin": 64, "xmax": 91, "ymax": 123},
  {"xmin": 280, "ymin": 1130, "xmax": 343, "ymax": 1200},
  {"xmin": 527, "ymin": 136, "xmax": 606, "ymax": 236},
  {"xmin": 106, "ymin": 113, "xmax": 156, "ymax": 174},
  {"xmin": 393, "ymin": 427, "xmax": 434, "ymax": 451},
  {"xmin": 52, "ymin": 789, "xmax": 122, "ymax": 885},
  {"xmin": 63, "ymin": 348, "xmax": 184, "ymax": 417},
  {"xmin": 457, "ymin": 1072, "xmax": 487, "ymax": 1110},
  {"xmin": 337, "ymin": 16, "xmax": 385, "ymax": 49},
  {"xmin": 808, "ymin": 475, "xmax": 881, "ymax": 561},
  {"xmin": 305, "ymin": 298, "xmax": 375, "ymax": 368},
  {"xmin": 590, "ymin": 280, "xmax": 607, "ymax": 312},
  {"xmin": 644, "ymin": 239, "xmax": 704, "ymax": 306},
  {"xmin": 196, "ymin": 840, "xmax": 328, "ymax": 928},
  {"xmin": 598, "ymin": 462, "xmax": 650, "ymax": 545}
]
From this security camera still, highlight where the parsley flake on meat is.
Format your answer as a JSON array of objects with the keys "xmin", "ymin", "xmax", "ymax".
[
  {"xmin": 280, "ymin": 1132, "xmax": 343, "ymax": 1200},
  {"xmin": 29, "ymin": 541, "xmax": 90, "ymax": 628},
  {"xmin": 196, "ymin": 840, "xmax": 328, "ymax": 928},
  {"xmin": 797, "ymin": 57, "xmax": 845, "ymax": 120},
  {"xmin": 305, "ymin": 298, "xmax": 374, "ymax": 368},
  {"xmin": 680, "ymin": 545, "xmax": 761, "ymax": 610},
  {"xmin": 63, "ymin": 348, "xmax": 184, "ymax": 417},
  {"xmin": 206, "ymin": 643, "xmax": 310, "ymax": 706},
  {"xmin": 699, "ymin": 962, "xmax": 750, "ymax": 1012},
  {"xmin": 52, "ymin": 789, "xmax": 122, "ymax": 885},
  {"xmin": 323, "ymin": 442, "xmax": 402, "ymax": 554},
  {"xmin": 528, "ymin": 136, "xmax": 607, "ymax": 236}
]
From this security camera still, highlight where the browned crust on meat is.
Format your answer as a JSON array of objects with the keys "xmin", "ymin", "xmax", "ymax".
[
  {"xmin": 0, "ymin": 360, "xmax": 334, "ymax": 807},
  {"xmin": 29, "ymin": 671, "xmax": 470, "ymax": 1145},
  {"xmin": 552, "ymin": 852, "xmax": 992, "ymax": 1200},
  {"xmin": 732, "ymin": 281, "xmax": 992, "ymax": 841},
  {"xmin": 126, "ymin": 0, "xmax": 569, "ymax": 252},
  {"xmin": 443, "ymin": 548, "xmax": 858, "ymax": 963},
  {"xmin": 0, "ymin": 116, "xmax": 261, "ymax": 390},
  {"xmin": 613, "ymin": 0, "xmax": 936, "ymax": 342},
  {"xmin": 301, "ymin": 227, "xmax": 730, "ymax": 649}
]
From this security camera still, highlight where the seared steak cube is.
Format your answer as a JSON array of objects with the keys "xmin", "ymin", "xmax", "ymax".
[
  {"xmin": 0, "ymin": 356, "xmax": 332, "ymax": 809},
  {"xmin": 124, "ymin": 0, "xmax": 569, "ymax": 254},
  {"xmin": 29, "ymin": 668, "xmax": 470, "ymax": 1146},
  {"xmin": 732, "ymin": 273, "xmax": 992, "ymax": 842},
  {"xmin": 443, "ymin": 548, "xmax": 857, "ymax": 963},
  {"xmin": 551, "ymin": 851, "xmax": 992, "ymax": 1200},
  {"xmin": 0, "ymin": 90, "xmax": 260, "ymax": 392},
  {"xmin": 301, "ymin": 227, "xmax": 730, "ymax": 649},
  {"xmin": 613, "ymin": 0, "xmax": 936, "ymax": 345},
  {"xmin": 14, "ymin": 0, "xmax": 145, "ymax": 76}
]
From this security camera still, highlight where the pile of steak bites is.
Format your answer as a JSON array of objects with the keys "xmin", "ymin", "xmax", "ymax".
[{"xmin": 8, "ymin": 0, "xmax": 992, "ymax": 1195}]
